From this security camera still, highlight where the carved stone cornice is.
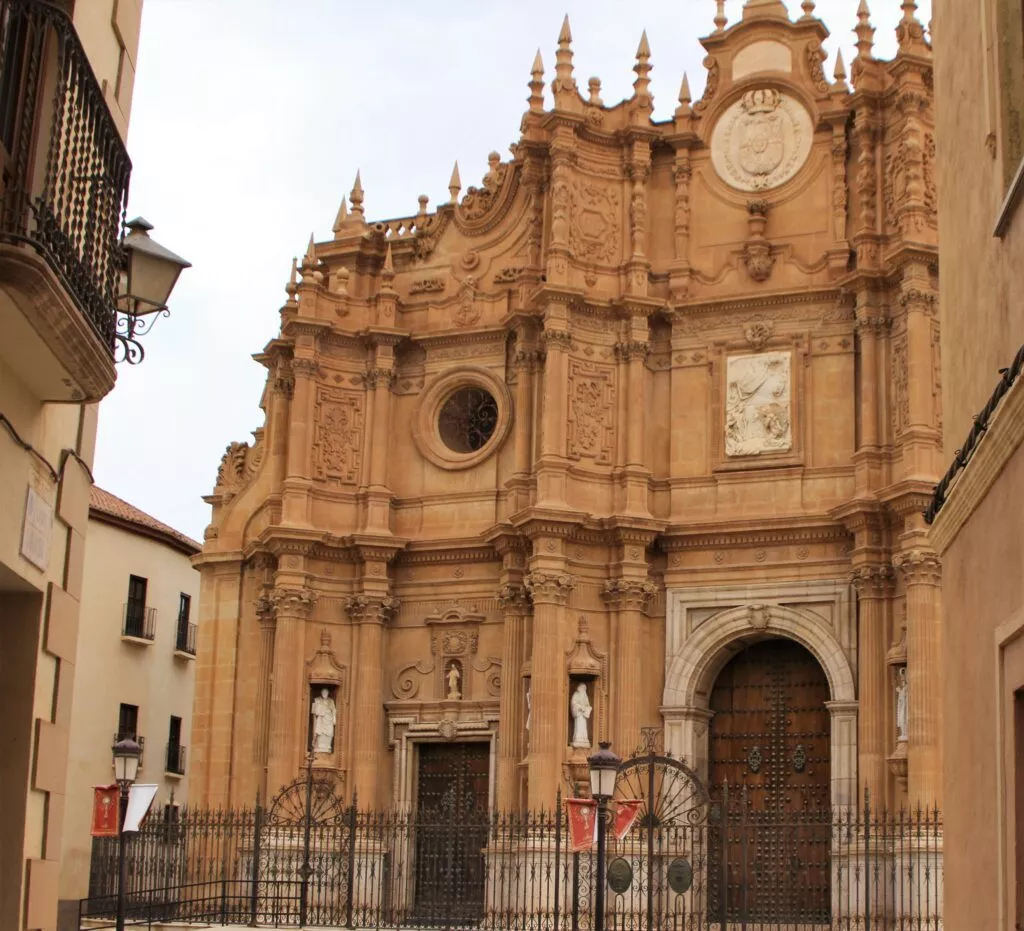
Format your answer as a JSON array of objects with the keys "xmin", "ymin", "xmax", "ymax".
[
  {"xmin": 345, "ymin": 594, "xmax": 400, "ymax": 624},
  {"xmin": 271, "ymin": 586, "xmax": 318, "ymax": 618},
  {"xmin": 524, "ymin": 571, "xmax": 575, "ymax": 605},
  {"xmin": 601, "ymin": 578, "xmax": 657, "ymax": 610},
  {"xmin": 850, "ymin": 565, "xmax": 896, "ymax": 598},
  {"xmin": 892, "ymin": 549, "xmax": 942, "ymax": 586},
  {"xmin": 497, "ymin": 582, "xmax": 530, "ymax": 611}
]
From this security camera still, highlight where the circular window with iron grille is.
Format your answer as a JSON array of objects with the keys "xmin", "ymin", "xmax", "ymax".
[
  {"xmin": 413, "ymin": 366, "xmax": 512, "ymax": 470},
  {"xmin": 438, "ymin": 387, "xmax": 499, "ymax": 453}
]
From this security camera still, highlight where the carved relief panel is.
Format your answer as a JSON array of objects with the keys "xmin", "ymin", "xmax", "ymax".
[
  {"xmin": 724, "ymin": 351, "xmax": 793, "ymax": 457},
  {"xmin": 313, "ymin": 387, "xmax": 364, "ymax": 483},
  {"xmin": 567, "ymin": 359, "xmax": 615, "ymax": 464},
  {"xmin": 569, "ymin": 180, "xmax": 621, "ymax": 265}
]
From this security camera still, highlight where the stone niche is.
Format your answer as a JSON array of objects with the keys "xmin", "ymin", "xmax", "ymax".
[
  {"xmin": 305, "ymin": 628, "xmax": 349, "ymax": 774},
  {"xmin": 562, "ymin": 617, "xmax": 607, "ymax": 796}
]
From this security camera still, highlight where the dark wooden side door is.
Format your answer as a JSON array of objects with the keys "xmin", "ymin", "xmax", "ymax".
[
  {"xmin": 708, "ymin": 638, "xmax": 831, "ymax": 923},
  {"xmin": 413, "ymin": 742, "xmax": 490, "ymax": 922}
]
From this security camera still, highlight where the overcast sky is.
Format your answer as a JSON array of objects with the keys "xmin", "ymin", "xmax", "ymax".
[{"xmin": 92, "ymin": 0, "xmax": 932, "ymax": 543}]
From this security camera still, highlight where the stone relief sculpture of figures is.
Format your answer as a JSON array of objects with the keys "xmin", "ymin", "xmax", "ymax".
[
  {"xmin": 725, "ymin": 351, "xmax": 792, "ymax": 457},
  {"xmin": 311, "ymin": 687, "xmax": 336, "ymax": 754},
  {"xmin": 895, "ymin": 666, "xmax": 908, "ymax": 743},
  {"xmin": 570, "ymin": 682, "xmax": 592, "ymax": 748},
  {"xmin": 446, "ymin": 662, "xmax": 462, "ymax": 700}
]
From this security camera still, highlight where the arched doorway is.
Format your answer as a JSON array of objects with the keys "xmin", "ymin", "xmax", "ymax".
[{"xmin": 708, "ymin": 637, "xmax": 831, "ymax": 922}]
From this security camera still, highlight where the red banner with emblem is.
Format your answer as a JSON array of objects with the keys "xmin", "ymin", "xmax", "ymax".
[
  {"xmin": 564, "ymin": 798, "xmax": 597, "ymax": 852},
  {"xmin": 612, "ymin": 799, "xmax": 643, "ymax": 840},
  {"xmin": 91, "ymin": 785, "xmax": 119, "ymax": 837}
]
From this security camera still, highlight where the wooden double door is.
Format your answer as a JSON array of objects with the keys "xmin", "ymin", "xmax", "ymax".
[
  {"xmin": 413, "ymin": 742, "xmax": 490, "ymax": 921},
  {"xmin": 708, "ymin": 638, "xmax": 832, "ymax": 923}
]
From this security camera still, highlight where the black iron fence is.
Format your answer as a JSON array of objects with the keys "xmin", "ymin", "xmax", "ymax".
[
  {"xmin": 0, "ymin": 0, "xmax": 131, "ymax": 348},
  {"xmin": 82, "ymin": 790, "xmax": 942, "ymax": 930}
]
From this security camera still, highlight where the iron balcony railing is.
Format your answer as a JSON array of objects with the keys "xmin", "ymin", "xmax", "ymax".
[
  {"xmin": 0, "ymin": 0, "xmax": 131, "ymax": 350},
  {"xmin": 175, "ymin": 619, "xmax": 197, "ymax": 656},
  {"xmin": 122, "ymin": 604, "xmax": 156, "ymax": 641},
  {"xmin": 165, "ymin": 743, "xmax": 186, "ymax": 776}
]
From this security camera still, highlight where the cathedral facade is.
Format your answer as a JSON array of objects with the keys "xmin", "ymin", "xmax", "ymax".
[{"xmin": 190, "ymin": 0, "xmax": 941, "ymax": 821}]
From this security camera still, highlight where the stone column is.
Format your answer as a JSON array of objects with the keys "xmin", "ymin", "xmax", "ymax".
[
  {"xmin": 602, "ymin": 577, "xmax": 656, "ymax": 753},
  {"xmin": 282, "ymin": 356, "xmax": 317, "ymax": 525},
  {"xmin": 851, "ymin": 566, "xmax": 894, "ymax": 804},
  {"xmin": 524, "ymin": 568, "xmax": 574, "ymax": 810},
  {"xmin": 854, "ymin": 306, "xmax": 885, "ymax": 499},
  {"xmin": 536, "ymin": 313, "xmax": 572, "ymax": 507},
  {"xmin": 346, "ymin": 592, "xmax": 399, "ymax": 807},
  {"xmin": 253, "ymin": 593, "xmax": 278, "ymax": 787},
  {"xmin": 364, "ymin": 350, "xmax": 396, "ymax": 533},
  {"xmin": 266, "ymin": 586, "xmax": 318, "ymax": 794},
  {"xmin": 616, "ymin": 321, "xmax": 651, "ymax": 517},
  {"xmin": 496, "ymin": 582, "xmax": 530, "ymax": 811},
  {"xmin": 893, "ymin": 548, "xmax": 943, "ymax": 807}
]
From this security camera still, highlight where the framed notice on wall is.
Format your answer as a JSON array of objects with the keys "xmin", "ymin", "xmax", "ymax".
[
  {"xmin": 91, "ymin": 785, "xmax": 119, "ymax": 837},
  {"xmin": 19, "ymin": 486, "xmax": 53, "ymax": 572}
]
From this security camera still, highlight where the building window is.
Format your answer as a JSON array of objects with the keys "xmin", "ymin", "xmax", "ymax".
[
  {"xmin": 122, "ymin": 574, "xmax": 154, "ymax": 640},
  {"xmin": 166, "ymin": 716, "xmax": 185, "ymax": 775},
  {"xmin": 117, "ymin": 703, "xmax": 138, "ymax": 741},
  {"xmin": 175, "ymin": 593, "xmax": 196, "ymax": 655},
  {"xmin": 438, "ymin": 387, "xmax": 499, "ymax": 453}
]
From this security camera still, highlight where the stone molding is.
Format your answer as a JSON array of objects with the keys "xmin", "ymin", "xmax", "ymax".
[
  {"xmin": 601, "ymin": 577, "xmax": 657, "ymax": 610},
  {"xmin": 929, "ymin": 372, "xmax": 1024, "ymax": 555},
  {"xmin": 524, "ymin": 571, "xmax": 575, "ymax": 605},
  {"xmin": 892, "ymin": 549, "xmax": 942, "ymax": 585},
  {"xmin": 345, "ymin": 594, "xmax": 400, "ymax": 624}
]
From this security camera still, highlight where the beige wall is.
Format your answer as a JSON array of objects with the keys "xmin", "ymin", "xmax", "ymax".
[
  {"xmin": 933, "ymin": 0, "xmax": 1024, "ymax": 929},
  {"xmin": 58, "ymin": 517, "xmax": 198, "ymax": 904}
]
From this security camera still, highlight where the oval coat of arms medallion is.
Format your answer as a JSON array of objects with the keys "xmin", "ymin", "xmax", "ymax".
[{"xmin": 710, "ymin": 88, "xmax": 813, "ymax": 193}]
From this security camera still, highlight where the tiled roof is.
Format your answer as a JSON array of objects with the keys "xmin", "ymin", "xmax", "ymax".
[{"xmin": 89, "ymin": 486, "xmax": 201, "ymax": 555}]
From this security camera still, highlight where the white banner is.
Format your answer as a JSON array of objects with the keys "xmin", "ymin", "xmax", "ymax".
[{"xmin": 122, "ymin": 784, "xmax": 159, "ymax": 832}]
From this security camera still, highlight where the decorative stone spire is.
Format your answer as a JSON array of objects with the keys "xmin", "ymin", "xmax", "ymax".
[
  {"xmin": 284, "ymin": 256, "xmax": 298, "ymax": 307},
  {"xmin": 381, "ymin": 242, "xmax": 395, "ymax": 283},
  {"xmin": 896, "ymin": 0, "xmax": 927, "ymax": 52},
  {"xmin": 714, "ymin": 0, "xmax": 727, "ymax": 32},
  {"xmin": 448, "ymin": 161, "xmax": 461, "ymax": 205},
  {"xmin": 552, "ymin": 15, "xmax": 577, "ymax": 103},
  {"xmin": 377, "ymin": 243, "xmax": 398, "ymax": 320},
  {"xmin": 801, "ymin": 0, "xmax": 816, "ymax": 18},
  {"xmin": 632, "ymin": 31, "xmax": 652, "ymax": 107},
  {"xmin": 587, "ymin": 77, "xmax": 603, "ymax": 106},
  {"xmin": 675, "ymin": 73, "xmax": 692, "ymax": 118},
  {"xmin": 416, "ymin": 194, "xmax": 428, "ymax": 225},
  {"xmin": 349, "ymin": 171, "xmax": 365, "ymax": 221},
  {"xmin": 301, "ymin": 234, "xmax": 317, "ymax": 274},
  {"xmin": 332, "ymin": 196, "xmax": 347, "ymax": 234},
  {"xmin": 528, "ymin": 49, "xmax": 545, "ymax": 113},
  {"xmin": 833, "ymin": 50, "xmax": 849, "ymax": 93},
  {"xmin": 855, "ymin": 0, "xmax": 875, "ymax": 63}
]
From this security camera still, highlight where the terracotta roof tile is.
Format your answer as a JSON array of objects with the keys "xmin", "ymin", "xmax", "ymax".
[{"xmin": 89, "ymin": 486, "xmax": 201, "ymax": 554}]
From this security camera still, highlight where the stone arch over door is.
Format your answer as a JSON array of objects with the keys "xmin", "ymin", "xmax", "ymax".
[{"xmin": 662, "ymin": 598, "xmax": 857, "ymax": 809}]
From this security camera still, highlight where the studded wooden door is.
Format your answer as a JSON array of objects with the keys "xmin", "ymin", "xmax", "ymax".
[
  {"xmin": 708, "ymin": 638, "xmax": 832, "ymax": 923},
  {"xmin": 413, "ymin": 742, "xmax": 490, "ymax": 921}
]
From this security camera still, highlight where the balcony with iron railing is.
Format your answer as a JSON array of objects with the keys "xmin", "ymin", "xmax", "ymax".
[
  {"xmin": 174, "ymin": 618, "xmax": 197, "ymax": 657},
  {"xmin": 122, "ymin": 604, "xmax": 156, "ymax": 642},
  {"xmin": 0, "ymin": 0, "xmax": 130, "ymax": 401},
  {"xmin": 165, "ymin": 743, "xmax": 185, "ymax": 776}
]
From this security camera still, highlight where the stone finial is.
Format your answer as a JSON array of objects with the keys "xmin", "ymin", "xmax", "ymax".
[
  {"xmin": 896, "ymin": 0, "xmax": 927, "ymax": 52},
  {"xmin": 332, "ymin": 196, "xmax": 347, "ymax": 234},
  {"xmin": 285, "ymin": 256, "xmax": 298, "ymax": 301},
  {"xmin": 382, "ymin": 241, "xmax": 394, "ymax": 278},
  {"xmin": 855, "ymin": 0, "xmax": 875, "ymax": 63},
  {"xmin": 416, "ymin": 194, "xmax": 429, "ymax": 222},
  {"xmin": 833, "ymin": 50, "xmax": 849, "ymax": 92},
  {"xmin": 714, "ymin": 0, "xmax": 727, "ymax": 32},
  {"xmin": 801, "ymin": 0, "xmax": 815, "ymax": 18},
  {"xmin": 553, "ymin": 14, "xmax": 577, "ymax": 101},
  {"xmin": 633, "ymin": 30, "xmax": 652, "ymax": 106},
  {"xmin": 349, "ymin": 170, "xmax": 365, "ymax": 220},
  {"xmin": 448, "ymin": 161, "xmax": 461, "ymax": 205},
  {"xmin": 301, "ymin": 234, "xmax": 317, "ymax": 272},
  {"xmin": 675, "ymin": 73, "xmax": 692, "ymax": 118},
  {"xmin": 588, "ymin": 76, "xmax": 603, "ymax": 106},
  {"xmin": 528, "ymin": 48, "xmax": 545, "ymax": 113}
]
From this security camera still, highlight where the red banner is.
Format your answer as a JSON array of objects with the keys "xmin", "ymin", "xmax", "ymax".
[
  {"xmin": 91, "ymin": 785, "xmax": 119, "ymax": 837},
  {"xmin": 564, "ymin": 798, "xmax": 597, "ymax": 852},
  {"xmin": 612, "ymin": 799, "xmax": 643, "ymax": 840}
]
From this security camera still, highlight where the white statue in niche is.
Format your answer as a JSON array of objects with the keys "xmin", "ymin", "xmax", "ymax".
[
  {"xmin": 311, "ymin": 688, "xmax": 336, "ymax": 754},
  {"xmin": 446, "ymin": 663, "xmax": 462, "ymax": 700},
  {"xmin": 895, "ymin": 667, "xmax": 908, "ymax": 743},
  {"xmin": 525, "ymin": 686, "xmax": 531, "ymax": 731},
  {"xmin": 570, "ymin": 682, "xmax": 592, "ymax": 749},
  {"xmin": 725, "ymin": 351, "xmax": 792, "ymax": 457}
]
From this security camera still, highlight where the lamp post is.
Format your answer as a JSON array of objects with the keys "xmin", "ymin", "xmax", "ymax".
[
  {"xmin": 588, "ymin": 741, "xmax": 621, "ymax": 931},
  {"xmin": 112, "ymin": 737, "xmax": 142, "ymax": 931},
  {"xmin": 115, "ymin": 217, "xmax": 191, "ymax": 363}
]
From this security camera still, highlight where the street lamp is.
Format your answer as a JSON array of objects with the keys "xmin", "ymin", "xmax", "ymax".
[
  {"xmin": 115, "ymin": 217, "xmax": 191, "ymax": 364},
  {"xmin": 112, "ymin": 737, "xmax": 141, "ymax": 931},
  {"xmin": 588, "ymin": 741, "xmax": 621, "ymax": 931}
]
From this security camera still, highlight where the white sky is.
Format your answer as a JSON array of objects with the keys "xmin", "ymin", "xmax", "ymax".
[{"xmin": 93, "ymin": 0, "xmax": 932, "ymax": 542}]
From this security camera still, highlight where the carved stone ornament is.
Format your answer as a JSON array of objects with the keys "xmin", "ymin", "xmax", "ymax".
[
  {"xmin": 345, "ymin": 594, "xmax": 400, "ymax": 624},
  {"xmin": 742, "ymin": 201, "xmax": 774, "ymax": 283},
  {"xmin": 710, "ymin": 89, "xmax": 813, "ymax": 193},
  {"xmin": 565, "ymin": 616, "xmax": 607, "ymax": 680},
  {"xmin": 746, "ymin": 603, "xmax": 771, "ymax": 630},
  {"xmin": 567, "ymin": 360, "xmax": 615, "ymax": 464},
  {"xmin": 313, "ymin": 387, "xmax": 363, "ymax": 485},
  {"xmin": 215, "ymin": 441, "xmax": 249, "ymax": 489},
  {"xmin": 602, "ymin": 578, "xmax": 657, "ymax": 610},
  {"xmin": 524, "ymin": 571, "xmax": 575, "ymax": 605},
  {"xmin": 743, "ymin": 316, "xmax": 775, "ymax": 351},
  {"xmin": 725, "ymin": 351, "xmax": 792, "ymax": 457},
  {"xmin": 271, "ymin": 586, "xmax": 318, "ymax": 618},
  {"xmin": 307, "ymin": 627, "xmax": 348, "ymax": 688},
  {"xmin": 569, "ymin": 180, "xmax": 621, "ymax": 264}
]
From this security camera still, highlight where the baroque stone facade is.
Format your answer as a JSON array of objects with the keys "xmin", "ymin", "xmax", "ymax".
[{"xmin": 191, "ymin": 0, "xmax": 942, "ymax": 818}]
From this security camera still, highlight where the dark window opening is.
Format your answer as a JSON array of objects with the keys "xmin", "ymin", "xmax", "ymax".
[
  {"xmin": 117, "ymin": 703, "xmax": 138, "ymax": 741},
  {"xmin": 438, "ymin": 387, "xmax": 498, "ymax": 453}
]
